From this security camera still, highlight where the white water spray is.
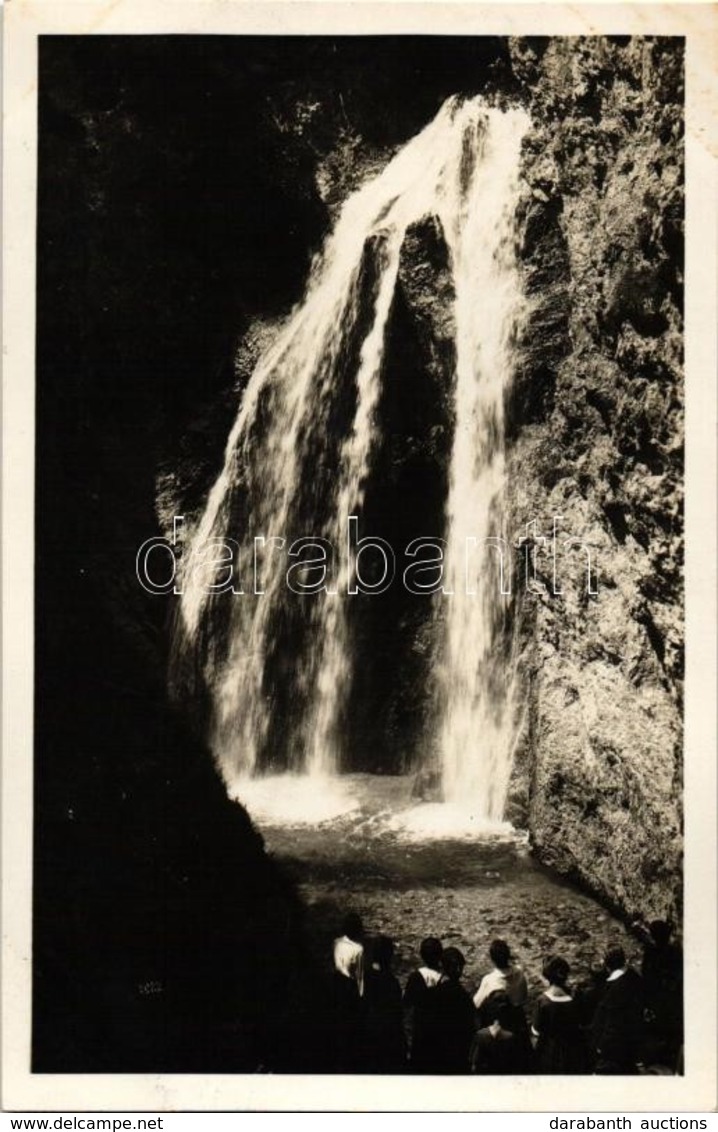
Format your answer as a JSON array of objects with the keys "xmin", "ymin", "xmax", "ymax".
[{"xmin": 173, "ymin": 96, "xmax": 529, "ymax": 822}]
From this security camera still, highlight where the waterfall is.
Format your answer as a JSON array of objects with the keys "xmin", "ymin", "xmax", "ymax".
[
  {"xmin": 434, "ymin": 107, "xmax": 528, "ymax": 820},
  {"xmin": 173, "ymin": 96, "xmax": 529, "ymax": 821}
]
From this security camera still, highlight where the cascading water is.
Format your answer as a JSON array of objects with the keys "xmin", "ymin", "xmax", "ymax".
[
  {"xmin": 434, "ymin": 106, "xmax": 528, "ymax": 822},
  {"xmin": 173, "ymin": 96, "xmax": 529, "ymax": 825}
]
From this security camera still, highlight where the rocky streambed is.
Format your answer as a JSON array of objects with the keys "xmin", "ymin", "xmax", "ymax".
[{"xmin": 243, "ymin": 773, "xmax": 643, "ymax": 999}]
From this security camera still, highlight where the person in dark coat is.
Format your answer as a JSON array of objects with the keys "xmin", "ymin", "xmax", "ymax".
[
  {"xmin": 362, "ymin": 935, "xmax": 406, "ymax": 1073},
  {"xmin": 432, "ymin": 947, "xmax": 476, "ymax": 1074},
  {"xmin": 472, "ymin": 937, "xmax": 532, "ymax": 1069},
  {"xmin": 574, "ymin": 962, "xmax": 608, "ymax": 1068},
  {"xmin": 471, "ymin": 993, "xmax": 530, "ymax": 1075},
  {"xmin": 403, "ymin": 937, "xmax": 443, "ymax": 1073},
  {"xmin": 532, "ymin": 956, "xmax": 589, "ymax": 1074},
  {"xmin": 590, "ymin": 946, "xmax": 645, "ymax": 1074},
  {"xmin": 633, "ymin": 919, "xmax": 683, "ymax": 1070}
]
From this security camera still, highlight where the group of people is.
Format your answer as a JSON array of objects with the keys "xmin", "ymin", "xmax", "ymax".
[{"xmin": 330, "ymin": 914, "xmax": 683, "ymax": 1075}]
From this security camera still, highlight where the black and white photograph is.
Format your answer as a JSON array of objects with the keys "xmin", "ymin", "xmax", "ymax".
[{"xmin": 2, "ymin": 0, "xmax": 716, "ymax": 1114}]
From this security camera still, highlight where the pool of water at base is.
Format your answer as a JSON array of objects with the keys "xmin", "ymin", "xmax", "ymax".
[{"xmin": 232, "ymin": 772, "xmax": 641, "ymax": 996}]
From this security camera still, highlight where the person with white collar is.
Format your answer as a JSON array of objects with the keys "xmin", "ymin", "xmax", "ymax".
[
  {"xmin": 331, "ymin": 911, "xmax": 366, "ymax": 1071},
  {"xmin": 403, "ymin": 936, "xmax": 444, "ymax": 1071},
  {"xmin": 590, "ymin": 945, "xmax": 645, "ymax": 1073},
  {"xmin": 532, "ymin": 955, "xmax": 588, "ymax": 1074},
  {"xmin": 473, "ymin": 938, "xmax": 528, "ymax": 1022}
]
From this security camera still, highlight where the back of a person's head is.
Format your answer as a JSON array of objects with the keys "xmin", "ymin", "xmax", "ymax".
[
  {"xmin": 543, "ymin": 955, "xmax": 570, "ymax": 989},
  {"xmin": 442, "ymin": 946, "xmax": 465, "ymax": 981},
  {"xmin": 649, "ymin": 920, "xmax": 671, "ymax": 948},
  {"xmin": 605, "ymin": 946, "xmax": 626, "ymax": 973},
  {"xmin": 342, "ymin": 912, "xmax": 364, "ymax": 943},
  {"xmin": 489, "ymin": 939, "xmax": 511, "ymax": 970},
  {"xmin": 488, "ymin": 993, "xmax": 513, "ymax": 1030},
  {"xmin": 420, "ymin": 936, "xmax": 443, "ymax": 969},
  {"xmin": 370, "ymin": 934, "xmax": 394, "ymax": 970}
]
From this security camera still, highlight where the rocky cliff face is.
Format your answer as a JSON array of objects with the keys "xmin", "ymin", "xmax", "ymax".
[{"xmin": 505, "ymin": 37, "xmax": 684, "ymax": 921}]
